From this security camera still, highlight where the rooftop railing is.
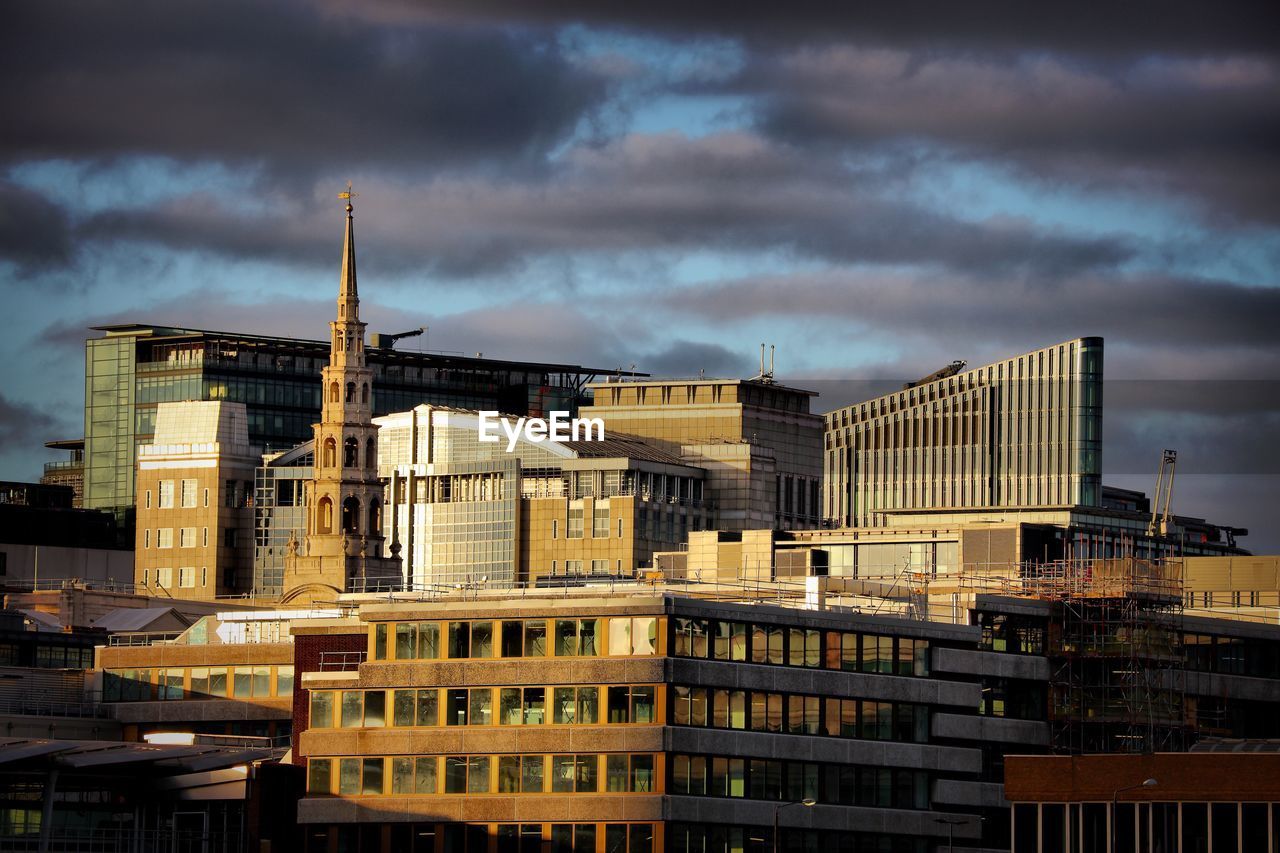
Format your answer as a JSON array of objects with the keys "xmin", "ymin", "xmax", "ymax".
[{"xmin": 317, "ymin": 650, "xmax": 366, "ymax": 672}]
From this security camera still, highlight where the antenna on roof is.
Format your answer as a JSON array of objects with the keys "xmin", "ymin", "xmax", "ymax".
[{"xmin": 753, "ymin": 343, "xmax": 776, "ymax": 384}]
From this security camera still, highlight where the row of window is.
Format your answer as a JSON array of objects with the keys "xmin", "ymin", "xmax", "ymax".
[
  {"xmin": 671, "ymin": 686, "xmax": 930, "ymax": 743},
  {"xmin": 977, "ymin": 613, "xmax": 1047, "ymax": 655},
  {"xmin": 670, "ymin": 754, "xmax": 930, "ymax": 810},
  {"xmin": 145, "ymin": 479, "xmax": 206, "ymax": 509},
  {"xmin": 671, "ymin": 825, "xmax": 929, "ymax": 853},
  {"xmin": 307, "ymin": 753, "xmax": 658, "ymax": 797},
  {"xmin": 142, "ymin": 527, "xmax": 213, "ymax": 549},
  {"xmin": 1184, "ymin": 633, "xmax": 1280, "ymax": 678},
  {"xmin": 102, "ymin": 665, "xmax": 294, "ymax": 702},
  {"xmin": 0, "ymin": 642, "xmax": 95, "ymax": 669},
  {"xmin": 371, "ymin": 617, "xmax": 660, "ymax": 661},
  {"xmin": 139, "ymin": 566, "xmax": 209, "ymax": 589},
  {"xmin": 303, "ymin": 822, "xmax": 655, "ymax": 853},
  {"xmin": 309, "ymin": 685, "xmax": 657, "ymax": 729},
  {"xmin": 671, "ymin": 617, "xmax": 930, "ymax": 677}
]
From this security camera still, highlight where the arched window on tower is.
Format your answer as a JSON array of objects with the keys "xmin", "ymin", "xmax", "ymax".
[
  {"xmin": 317, "ymin": 497, "xmax": 333, "ymax": 534},
  {"xmin": 346, "ymin": 382, "xmax": 356, "ymax": 403},
  {"xmin": 336, "ymin": 336, "xmax": 344, "ymax": 352},
  {"xmin": 368, "ymin": 499, "xmax": 381, "ymax": 536},
  {"xmin": 323, "ymin": 438, "xmax": 336, "ymax": 469},
  {"xmin": 361, "ymin": 383, "xmax": 369, "ymax": 405},
  {"xmin": 366, "ymin": 437, "xmax": 376, "ymax": 469},
  {"xmin": 342, "ymin": 496, "xmax": 360, "ymax": 534},
  {"xmin": 329, "ymin": 382, "xmax": 340, "ymax": 403},
  {"xmin": 344, "ymin": 436, "xmax": 358, "ymax": 467}
]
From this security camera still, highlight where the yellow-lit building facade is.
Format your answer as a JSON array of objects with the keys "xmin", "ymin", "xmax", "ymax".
[{"xmin": 134, "ymin": 401, "xmax": 257, "ymax": 599}]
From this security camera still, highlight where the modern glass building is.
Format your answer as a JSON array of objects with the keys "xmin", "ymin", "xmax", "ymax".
[
  {"xmin": 80, "ymin": 324, "xmax": 631, "ymax": 521},
  {"xmin": 824, "ymin": 337, "xmax": 1104, "ymax": 528},
  {"xmin": 374, "ymin": 405, "xmax": 711, "ymax": 591}
]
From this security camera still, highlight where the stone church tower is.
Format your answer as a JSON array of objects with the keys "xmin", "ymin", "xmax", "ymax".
[{"xmin": 281, "ymin": 189, "xmax": 401, "ymax": 603}]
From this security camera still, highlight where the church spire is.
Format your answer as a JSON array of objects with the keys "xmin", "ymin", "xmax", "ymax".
[{"xmin": 338, "ymin": 182, "xmax": 359, "ymax": 318}]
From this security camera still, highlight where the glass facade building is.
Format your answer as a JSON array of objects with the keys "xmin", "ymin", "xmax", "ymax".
[
  {"xmin": 80, "ymin": 324, "xmax": 627, "ymax": 520},
  {"xmin": 824, "ymin": 337, "xmax": 1104, "ymax": 528}
]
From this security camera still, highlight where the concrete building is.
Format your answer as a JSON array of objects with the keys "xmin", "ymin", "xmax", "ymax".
[
  {"xmin": 133, "ymin": 401, "xmax": 259, "ymax": 599},
  {"xmin": 581, "ymin": 376, "xmax": 824, "ymax": 531},
  {"xmin": 280, "ymin": 196, "xmax": 401, "ymax": 604},
  {"xmin": 374, "ymin": 405, "xmax": 711, "ymax": 589},
  {"xmin": 282, "ymin": 552, "xmax": 1280, "ymax": 853},
  {"xmin": 824, "ymin": 337, "xmax": 1104, "ymax": 528}
]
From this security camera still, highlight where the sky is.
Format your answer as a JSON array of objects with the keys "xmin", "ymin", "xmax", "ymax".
[{"xmin": 2, "ymin": 1, "xmax": 1278, "ymax": 550}]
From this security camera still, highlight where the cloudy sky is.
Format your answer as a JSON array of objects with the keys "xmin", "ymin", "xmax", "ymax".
[{"xmin": 3, "ymin": 2, "xmax": 1278, "ymax": 549}]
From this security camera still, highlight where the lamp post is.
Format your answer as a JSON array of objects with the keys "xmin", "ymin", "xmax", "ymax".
[
  {"xmin": 1111, "ymin": 778, "xmax": 1157, "ymax": 853},
  {"xmin": 772, "ymin": 798, "xmax": 816, "ymax": 853},
  {"xmin": 933, "ymin": 817, "xmax": 969, "ymax": 853}
]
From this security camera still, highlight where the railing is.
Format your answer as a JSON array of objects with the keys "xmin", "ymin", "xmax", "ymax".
[
  {"xmin": 317, "ymin": 651, "xmax": 366, "ymax": 672},
  {"xmin": 0, "ymin": 829, "xmax": 243, "ymax": 853},
  {"xmin": 11, "ymin": 578, "xmax": 140, "ymax": 594},
  {"xmin": 0, "ymin": 698, "xmax": 110, "ymax": 719},
  {"xmin": 194, "ymin": 732, "xmax": 292, "ymax": 750},
  {"xmin": 108, "ymin": 631, "xmax": 183, "ymax": 647}
]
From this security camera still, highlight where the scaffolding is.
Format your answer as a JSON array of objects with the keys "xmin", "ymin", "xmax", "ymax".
[{"xmin": 993, "ymin": 558, "xmax": 1188, "ymax": 754}]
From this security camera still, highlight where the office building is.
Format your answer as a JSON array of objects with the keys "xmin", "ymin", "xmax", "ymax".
[
  {"xmin": 133, "ymin": 401, "xmax": 258, "ymax": 599},
  {"xmin": 78, "ymin": 323, "xmax": 633, "ymax": 526},
  {"xmin": 374, "ymin": 405, "xmax": 711, "ymax": 589},
  {"xmin": 824, "ymin": 337, "xmax": 1104, "ymax": 528},
  {"xmin": 40, "ymin": 439, "xmax": 85, "ymax": 507},
  {"xmin": 581, "ymin": 376, "xmax": 824, "ymax": 530},
  {"xmin": 254, "ymin": 442, "xmax": 316, "ymax": 596},
  {"xmin": 285, "ymin": 551, "xmax": 1280, "ymax": 853}
]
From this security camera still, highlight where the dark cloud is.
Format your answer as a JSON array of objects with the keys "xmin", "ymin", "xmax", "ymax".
[
  {"xmin": 315, "ymin": 1, "xmax": 1280, "ymax": 57},
  {"xmin": 656, "ymin": 269, "xmax": 1280, "ymax": 353},
  {"xmin": 739, "ymin": 48, "xmax": 1280, "ymax": 223},
  {"xmin": 3, "ymin": 0, "xmax": 605, "ymax": 180},
  {"xmin": 640, "ymin": 340, "xmax": 754, "ymax": 379},
  {"xmin": 0, "ymin": 182, "xmax": 73, "ymax": 272},
  {"xmin": 0, "ymin": 392, "xmax": 59, "ymax": 449},
  {"xmin": 65, "ymin": 133, "xmax": 1133, "ymax": 279}
]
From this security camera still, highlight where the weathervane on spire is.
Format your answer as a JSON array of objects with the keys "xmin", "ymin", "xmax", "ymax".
[{"xmin": 338, "ymin": 181, "xmax": 357, "ymax": 214}]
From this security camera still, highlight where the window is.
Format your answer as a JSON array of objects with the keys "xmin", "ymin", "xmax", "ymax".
[
  {"xmin": 617, "ymin": 518, "xmax": 624, "ymax": 538},
  {"xmin": 308, "ymin": 759, "xmax": 332, "ymax": 794},
  {"xmin": 555, "ymin": 619, "xmax": 599, "ymax": 656},
  {"xmin": 568, "ymin": 505, "xmax": 584, "ymax": 538},
  {"xmin": 180, "ymin": 479, "xmax": 197, "ymax": 508},
  {"xmin": 159, "ymin": 480, "xmax": 174, "ymax": 508},
  {"xmin": 158, "ymin": 528, "xmax": 173, "ymax": 549},
  {"xmin": 143, "ymin": 529, "xmax": 150, "ymax": 549},
  {"xmin": 177, "ymin": 527, "xmax": 195, "ymax": 548},
  {"xmin": 178, "ymin": 567, "xmax": 195, "ymax": 588},
  {"xmin": 551, "ymin": 519, "xmax": 558, "ymax": 539},
  {"xmin": 592, "ymin": 505, "xmax": 610, "ymax": 538},
  {"xmin": 590, "ymin": 559, "xmax": 609, "ymax": 575},
  {"xmin": 157, "ymin": 567, "xmax": 173, "ymax": 587}
]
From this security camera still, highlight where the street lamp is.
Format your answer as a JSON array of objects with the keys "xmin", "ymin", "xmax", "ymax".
[
  {"xmin": 1111, "ymin": 778, "xmax": 1157, "ymax": 853},
  {"xmin": 933, "ymin": 816, "xmax": 980, "ymax": 853},
  {"xmin": 772, "ymin": 798, "xmax": 816, "ymax": 853}
]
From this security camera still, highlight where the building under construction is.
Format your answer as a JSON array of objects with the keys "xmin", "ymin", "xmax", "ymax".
[{"xmin": 1026, "ymin": 559, "xmax": 1187, "ymax": 755}]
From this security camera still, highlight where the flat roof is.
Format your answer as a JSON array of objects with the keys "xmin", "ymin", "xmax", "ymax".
[{"xmin": 90, "ymin": 324, "xmax": 645, "ymax": 379}]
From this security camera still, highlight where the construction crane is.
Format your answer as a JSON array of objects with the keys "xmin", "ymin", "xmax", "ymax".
[
  {"xmin": 902, "ymin": 360, "xmax": 966, "ymax": 390},
  {"xmin": 1148, "ymin": 449, "xmax": 1177, "ymax": 537},
  {"xmin": 370, "ymin": 327, "xmax": 425, "ymax": 350}
]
